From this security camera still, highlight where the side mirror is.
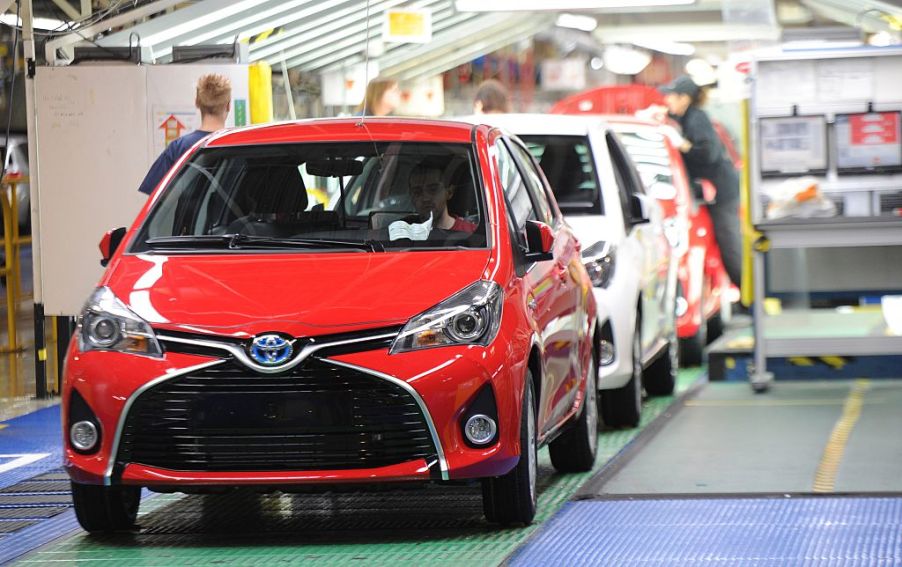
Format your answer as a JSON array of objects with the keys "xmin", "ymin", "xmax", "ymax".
[
  {"xmin": 524, "ymin": 220, "xmax": 555, "ymax": 262},
  {"xmin": 692, "ymin": 178, "xmax": 717, "ymax": 204},
  {"xmin": 630, "ymin": 193, "xmax": 652, "ymax": 225},
  {"xmin": 649, "ymin": 181, "xmax": 677, "ymax": 201},
  {"xmin": 99, "ymin": 227, "xmax": 127, "ymax": 267}
]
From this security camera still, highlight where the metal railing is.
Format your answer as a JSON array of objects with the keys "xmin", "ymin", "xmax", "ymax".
[{"xmin": 0, "ymin": 175, "xmax": 32, "ymax": 355}]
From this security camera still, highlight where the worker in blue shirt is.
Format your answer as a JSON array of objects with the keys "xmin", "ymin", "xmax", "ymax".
[{"xmin": 138, "ymin": 74, "xmax": 232, "ymax": 195}]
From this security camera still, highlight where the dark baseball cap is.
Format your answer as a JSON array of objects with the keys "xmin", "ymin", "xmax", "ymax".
[{"xmin": 659, "ymin": 75, "xmax": 699, "ymax": 97}]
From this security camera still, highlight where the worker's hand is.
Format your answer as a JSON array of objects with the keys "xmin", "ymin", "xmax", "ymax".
[
  {"xmin": 679, "ymin": 140, "xmax": 693, "ymax": 153},
  {"xmin": 636, "ymin": 104, "xmax": 669, "ymax": 124}
]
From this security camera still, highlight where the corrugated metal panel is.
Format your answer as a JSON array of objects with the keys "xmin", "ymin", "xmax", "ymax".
[{"xmin": 93, "ymin": 0, "xmax": 555, "ymax": 74}]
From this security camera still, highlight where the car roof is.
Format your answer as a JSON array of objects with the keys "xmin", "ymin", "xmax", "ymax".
[
  {"xmin": 205, "ymin": 117, "xmax": 481, "ymax": 147},
  {"xmin": 456, "ymin": 113, "xmax": 609, "ymax": 136}
]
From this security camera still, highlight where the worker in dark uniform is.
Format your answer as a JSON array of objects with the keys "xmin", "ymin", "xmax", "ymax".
[
  {"xmin": 138, "ymin": 74, "xmax": 232, "ymax": 195},
  {"xmin": 661, "ymin": 75, "xmax": 742, "ymax": 286}
]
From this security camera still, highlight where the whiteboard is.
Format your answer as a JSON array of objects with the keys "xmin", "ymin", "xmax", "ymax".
[{"xmin": 34, "ymin": 64, "xmax": 250, "ymax": 315}]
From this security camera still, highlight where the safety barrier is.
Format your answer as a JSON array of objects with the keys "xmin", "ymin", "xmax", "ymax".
[{"xmin": 0, "ymin": 175, "xmax": 31, "ymax": 355}]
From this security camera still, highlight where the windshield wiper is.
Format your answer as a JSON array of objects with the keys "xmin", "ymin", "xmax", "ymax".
[
  {"xmin": 227, "ymin": 234, "xmax": 383, "ymax": 252},
  {"xmin": 145, "ymin": 234, "xmax": 383, "ymax": 252},
  {"xmin": 146, "ymin": 235, "xmax": 233, "ymax": 248}
]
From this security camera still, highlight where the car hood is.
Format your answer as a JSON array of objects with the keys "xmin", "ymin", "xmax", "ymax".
[{"xmin": 105, "ymin": 250, "xmax": 493, "ymax": 338}]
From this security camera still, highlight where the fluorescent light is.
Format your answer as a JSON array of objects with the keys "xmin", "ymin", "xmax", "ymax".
[
  {"xmin": 603, "ymin": 45, "xmax": 651, "ymax": 75},
  {"xmin": 556, "ymin": 13, "xmax": 598, "ymax": 32},
  {"xmin": 456, "ymin": 0, "xmax": 693, "ymax": 11},
  {"xmin": 0, "ymin": 14, "xmax": 67, "ymax": 30},
  {"xmin": 632, "ymin": 39, "xmax": 695, "ymax": 56}
]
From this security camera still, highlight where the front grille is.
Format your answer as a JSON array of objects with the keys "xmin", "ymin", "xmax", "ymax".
[{"xmin": 116, "ymin": 360, "xmax": 437, "ymax": 473}]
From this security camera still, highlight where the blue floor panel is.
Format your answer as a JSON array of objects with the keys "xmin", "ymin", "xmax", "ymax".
[
  {"xmin": 0, "ymin": 406, "xmax": 62, "ymax": 490},
  {"xmin": 510, "ymin": 498, "xmax": 902, "ymax": 566}
]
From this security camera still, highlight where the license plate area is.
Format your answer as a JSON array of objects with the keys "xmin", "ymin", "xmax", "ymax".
[{"xmin": 193, "ymin": 391, "xmax": 355, "ymax": 431}]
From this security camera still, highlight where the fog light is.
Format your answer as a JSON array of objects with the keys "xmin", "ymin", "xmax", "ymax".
[
  {"xmin": 70, "ymin": 421, "xmax": 98, "ymax": 452},
  {"xmin": 464, "ymin": 414, "xmax": 497, "ymax": 445},
  {"xmin": 599, "ymin": 340, "xmax": 615, "ymax": 366}
]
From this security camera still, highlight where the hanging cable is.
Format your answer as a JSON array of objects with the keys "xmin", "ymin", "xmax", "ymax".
[{"xmin": 356, "ymin": 0, "xmax": 372, "ymax": 126}]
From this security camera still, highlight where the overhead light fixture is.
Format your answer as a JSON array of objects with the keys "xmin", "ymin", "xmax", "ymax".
[
  {"xmin": 590, "ymin": 56, "xmax": 604, "ymax": 70},
  {"xmin": 632, "ymin": 39, "xmax": 695, "ymax": 56},
  {"xmin": 685, "ymin": 58, "xmax": 716, "ymax": 85},
  {"xmin": 456, "ymin": 0, "xmax": 693, "ymax": 11},
  {"xmin": 868, "ymin": 31, "xmax": 896, "ymax": 47},
  {"xmin": 556, "ymin": 13, "xmax": 598, "ymax": 32},
  {"xmin": 603, "ymin": 45, "xmax": 652, "ymax": 75},
  {"xmin": 0, "ymin": 14, "xmax": 67, "ymax": 30}
]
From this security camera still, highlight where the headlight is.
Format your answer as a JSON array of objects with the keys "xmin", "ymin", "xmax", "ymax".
[
  {"xmin": 77, "ymin": 287, "xmax": 163, "ymax": 358},
  {"xmin": 582, "ymin": 241, "xmax": 616, "ymax": 288},
  {"xmin": 391, "ymin": 280, "xmax": 503, "ymax": 353}
]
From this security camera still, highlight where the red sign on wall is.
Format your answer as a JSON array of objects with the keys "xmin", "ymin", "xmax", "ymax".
[{"xmin": 848, "ymin": 112, "xmax": 900, "ymax": 146}]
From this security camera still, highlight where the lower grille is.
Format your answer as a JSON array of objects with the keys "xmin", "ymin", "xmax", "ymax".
[{"xmin": 117, "ymin": 361, "xmax": 437, "ymax": 473}]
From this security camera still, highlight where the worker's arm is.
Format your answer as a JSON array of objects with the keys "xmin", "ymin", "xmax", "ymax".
[{"xmin": 137, "ymin": 146, "xmax": 178, "ymax": 195}]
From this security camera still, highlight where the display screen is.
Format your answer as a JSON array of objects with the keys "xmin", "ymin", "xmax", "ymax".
[
  {"xmin": 759, "ymin": 116, "xmax": 828, "ymax": 176},
  {"xmin": 835, "ymin": 111, "xmax": 902, "ymax": 174}
]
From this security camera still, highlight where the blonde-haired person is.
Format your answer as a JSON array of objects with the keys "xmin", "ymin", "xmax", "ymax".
[
  {"xmin": 358, "ymin": 77, "xmax": 401, "ymax": 116},
  {"xmin": 138, "ymin": 74, "xmax": 232, "ymax": 195}
]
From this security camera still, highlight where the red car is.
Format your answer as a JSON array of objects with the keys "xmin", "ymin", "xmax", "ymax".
[
  {"xmin": 605, "ymin": 116, "xmax": 731, "ymax": 363},
  {"xmin": 63, "ymin": 118, "xmax": 599, "ymax": 531}
]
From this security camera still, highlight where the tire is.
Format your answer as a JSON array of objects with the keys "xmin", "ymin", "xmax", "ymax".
[
  {"xmin": 599, "ymin": 318, "xmax": 642, "ymax": 428},
  {"xmin": 482, "ymin": 375, "xmax": 537, "ymax": 526},
  {"xmin": 645, "ymin": 329, "xmax": 677, "ymax": 397},
  {"xmin": 706, "ymin": 310, "xmax": 725, "ymax": 344},
  {"xmin": 679, "ymin": 318, "xmax": 706, "ymax": 367},
  {"xmin": 549, "ymin": 355, "xmax": 598, "ymax": 472},
  {"xmin": 71, "ymin": 481, "xmax": 140, "ymax": 533}
]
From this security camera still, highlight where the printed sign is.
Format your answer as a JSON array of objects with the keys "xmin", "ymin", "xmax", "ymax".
[
  {"xmin": 836, "ymin": 112, "xmax": 902, "ymax": 170},
  {"xmin": 152, "ymin": 106, "xmax": 199, "ymax": 156},
  {"xmin": 383, "ymin": 9, "xmax": 432, "ymax": 44}
]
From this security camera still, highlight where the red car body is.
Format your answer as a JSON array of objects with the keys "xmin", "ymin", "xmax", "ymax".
[{"xmin": 63, "ymin": 118, "xmax": 599, "ymax": 529}]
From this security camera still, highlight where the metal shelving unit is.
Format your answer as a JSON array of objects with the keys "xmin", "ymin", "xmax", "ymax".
[{"xmin": 749, "ymin": 47, "xmax": 902, "ymax": 391}]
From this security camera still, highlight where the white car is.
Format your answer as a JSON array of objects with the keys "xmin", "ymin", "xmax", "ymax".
[{"xmin": 463, "ymin": 114, "xmax": 678, "ymax": 427}]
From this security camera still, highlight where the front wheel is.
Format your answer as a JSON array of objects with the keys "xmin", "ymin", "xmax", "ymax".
[
  {"xmin": 645, "ymin": 335, "xmax": 677, "ymax": 397},
  {"xmin": 71, "ymin": 482, "xmax": 140, "ymax": 533},
  {"xmin": 599, "ymin": 319, "xmax": 643, "ymax": 428},
  {"xmin": 482, "ymin": 374, "xmax": 537, "ymax": 526},
  {"xmin": 549, "ymin": 355, "xmax": 599, "ymax": 472}
]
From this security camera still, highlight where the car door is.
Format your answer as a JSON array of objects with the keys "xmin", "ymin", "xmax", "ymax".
[
  {"xmin": 606, "ymin": 133, "xmax": 664, "ymax": 355},
  {"xmin": 494, "ymin": 138, "xmax": 569, "ymax": 437},
  {"xmin": 506, "ymin": 137, "xmax": 584, "ymax": 425}
]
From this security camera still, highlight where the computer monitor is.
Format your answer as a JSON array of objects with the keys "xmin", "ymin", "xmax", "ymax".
[
  {"xmin": 759, "ymin": 115, "xmax": 828, "ymax": 177},
  {"xmin": 835, "ymin": 111, "xmax": 902, "ymax": 174}
]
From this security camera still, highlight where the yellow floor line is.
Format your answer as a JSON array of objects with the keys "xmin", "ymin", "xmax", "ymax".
[
  {"xmin": 813, "ymin": 379, "xmax": 870, "ymax": 493},
  {"xmin": 685, "ymin": 398, "xmax": 883, "ymax": 408}
]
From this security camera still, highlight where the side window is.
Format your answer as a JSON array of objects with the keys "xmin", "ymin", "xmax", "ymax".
[
  {"xmin": 507, "ymin": 140, "xmax": 554, "ymax": 224},
  {"xmin": 495, "ymin": 140, "xmax": 536, "ymax": 232},
  {"xmin": 606, "ymin": 133, "xmax": 639, "ymax": 226}
]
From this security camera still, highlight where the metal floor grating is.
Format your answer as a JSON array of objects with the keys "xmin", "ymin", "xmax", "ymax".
[
  {"xmin": 14, "ymin": 369, "xmax": 706, "ymax": 566},
  {"xmin": 510, "ymin": 497, "xmax": 902, "ymax": 566}
]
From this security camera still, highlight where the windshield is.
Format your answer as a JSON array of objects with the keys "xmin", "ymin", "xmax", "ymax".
[
  {"xmin": 132, "ymin": 141, "xmax": 487, "ymax": 253},
  {"xmin": 615, "ymin": 130, "xmax": 674, "ymax": 188},
  {"xmin": 520, "ymin": 135, "xmax": 602, "ymax": 216}
]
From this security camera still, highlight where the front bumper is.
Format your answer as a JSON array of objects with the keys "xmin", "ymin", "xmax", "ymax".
[{"xmin": 63, "ymin": 336, "xmax": 526, "ymax": 488}]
